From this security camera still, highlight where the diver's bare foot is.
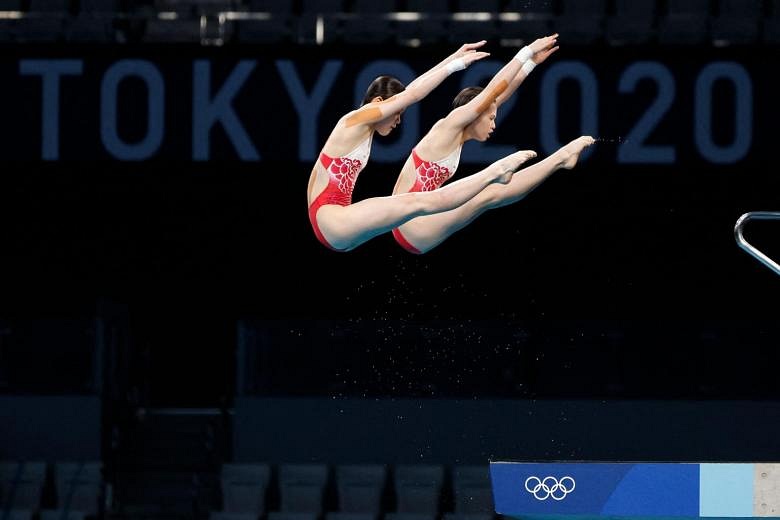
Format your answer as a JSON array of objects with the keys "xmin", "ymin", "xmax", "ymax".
[
  {"xmin": 558, "ymin": 136, "xmax": 595, "ymax": 170},
  {"xmin": 495, "ymin": 150, "xmax": 537, "ymax": 184}
]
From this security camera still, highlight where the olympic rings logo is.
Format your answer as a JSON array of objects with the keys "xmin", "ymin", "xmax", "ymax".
[{"xmin": 524, "ymin": 476, "xmax": 576, "ymax": 501}]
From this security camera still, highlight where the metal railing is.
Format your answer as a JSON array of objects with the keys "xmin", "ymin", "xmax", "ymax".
[{"xmin": 734, "ymin": 211, "xmax": 780, "ymax": 276}]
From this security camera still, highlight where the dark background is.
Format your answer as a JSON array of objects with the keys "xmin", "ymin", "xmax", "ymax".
[
  {"xmin": 1, "ymin": 3, "xmax": 780, "ymax": 515},
  {"xmin": 0, "ymin": 44, "xmax": 778, "ymax": 406}
]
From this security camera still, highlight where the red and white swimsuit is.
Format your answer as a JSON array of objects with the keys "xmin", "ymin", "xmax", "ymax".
[
  {"xmin": 392, "ymin": 145, "xmax": 462, "ymax": 254},
  {"xmin": 308, "ymin": 135, "xmax": 372, "ymax": 251}
]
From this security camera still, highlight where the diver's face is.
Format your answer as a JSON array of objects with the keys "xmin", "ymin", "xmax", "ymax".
[
  {"xmin": 374, "ymin": 112, "xmax": 403, "ymax": 136},
  {"xmin": 376, "ymin": 110, "xmax": 402, "ymax": 136},
  {"xmin": 471, "ymin": 103, "xmax": 498, "ymax": 141}
]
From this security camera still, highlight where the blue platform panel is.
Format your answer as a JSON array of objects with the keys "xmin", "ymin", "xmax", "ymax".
[{"xmin": 489, "ymin": 462, "xmax": 779, "ymax": 517}]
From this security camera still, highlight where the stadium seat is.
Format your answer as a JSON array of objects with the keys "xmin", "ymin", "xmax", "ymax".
[
  {"xmin": 40, "ymin": 511, "xmax": 86, "ymax": 520},
  {"xmin": 325, "ymin": 513, "xmax": 377, "ymax": 520},
  {"xmin": 66, "ymin": 14, "xmax": 116, "ymax": 42},
  {"xmin": 209, "ymin": 512, "xmax": 259, "ymax": 520},
  {"xmin": 606, "ymin": 0, "xmax": 657, "ymax": 45},
  {"xmin": 393, "ymin": 465, "xmax": 443, "ymax": 514},
  {"xmin": 12, "ymin": 17, "xmax": 65, "ymax": 42},
  {"xmin": 395, "ymin": 18, "xmax": 447, "ymax": 46},
  {"xmin": 247, "ymin": 0, "xmax": 291, "ymax": 12},
  {"xmin": 142, "ymin": 18, "xmax": 201, "ymax": 43},
  {"xmin": 0, "ymin": 0, "xmax": 21, "ymax": 10},
  {"xmin": 79, "ymin": 0, "xmax": 119, "ymax": 13},
  {"xmin": 452, "ymin": 465, "xmax": 493, "ymax": 513},
  {"xmin": 658, "ymin": 0, "xmax": 711, "ymax": 45},
  {"xmin": 268, "ymin": 512, "xmax": 318, "ymax": 520},
  {"xmin": 0, "ymin": 462, "xmax": 46, "ymax": 510},
  {"xmin": 28, "ymin": 0, "xmax": 69, "ymax": 13},
  {"xmin": 220, "ymin": 463, "xmax": 270, "ymax": 515},
  {"xmin": 555, "ymin": 0, "xmax": 606, "ymax": 45},
  {"xmin": 447, "ymin": 18, "xmax": 498, "ymax": 45},
  {"xmin": 342, "ymin": 15, "xmax": 391, "ymax": 45},
  {"xmin": 351, "ymin": 0, "xmax": 394, "ymax": 13},
  {"xmin": 340, "ymin": 0, "xmax": 394, "ymax": 44},
  {"xmin": 406, "ymin": 0, "xmax": 447, "ymax": 12},
  {"xmin": 336, "ymin": 464, "xmax": 386, "ymax": 513},
  {"xmin": 395, "ymin": 0, "xmax": 448, "ymax": 45},
  {"xmin": 152, "ymin": 0, "xmax": 192, "ymax": 13},
  {"xmin": 764, "ymin": 0, "xmax": 780, "ymax": 43},
  {"xmin": 279, "ymin": 464, "xmax": 328, "ymax": 514},
  {"xmin": 499, "ymin": 0, "xmax": 554, "ymax": 45},
  {"xmin": 54, "ymin": 462, "xmax": 102, "ymax": 515},
  {"xmin": 443, "ymin": 514, "xmax": 494, "ymax": 520},
  {"xmin": 455, "ymin": 0, "xmax": 499, "ymax": 13},
  {"xmin": 451, "ymin": 0, "xmax": 500, "ymax": 39},
  {"xmin": 384, "ymin": 513, "xmax": 435, "ymax": 520},
  {"xmin": 0, "ymin": 511, "xmax": 33, "ymax": 520},
  {"xmin": 159, "ymin": 0, "xmax": 236, "ymax": 13},
  {"xmin": 0, "ymin": 19, "xmax": 16, "ymax": 41},
  {"xmin": 234, "ymin": 17, "xmax": 294, "ymax": 44},
  {"xmin": 300, "ymin": 0, "xmax": 343, "ymax": 14},
  {"xmin": 19, "ymin": 0, "xmax": 68, "ymax": 42},
  {"xmin": 298, "ymin": 0, "xmax": 343, "ymax": 44},
  {"xmin": 711, "ymin": 0, "xmax": 762, "ymax": 45}
]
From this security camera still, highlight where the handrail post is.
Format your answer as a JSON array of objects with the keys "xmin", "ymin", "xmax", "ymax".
[{"xmin": 734, "ymin": 211, "xmax": 780, "ymax": 276}]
